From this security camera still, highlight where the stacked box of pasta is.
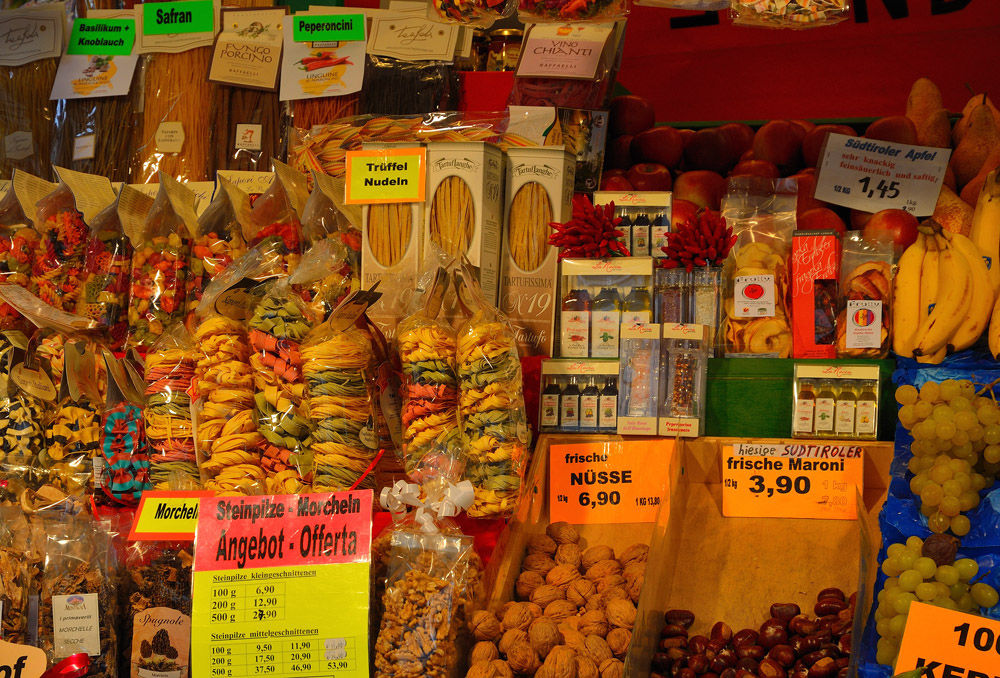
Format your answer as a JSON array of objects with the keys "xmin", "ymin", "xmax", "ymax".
[
  {"xmin": 423, "ymin": 141, "xmax": 503, "ymax": 317},
  {"xmin": 500, "ymin": 146, "xmax": 575, "ymax": 357}
]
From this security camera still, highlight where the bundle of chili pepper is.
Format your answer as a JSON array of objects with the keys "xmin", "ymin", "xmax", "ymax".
[
  {"xmin": 548, "ymin": 195, "xmax": 629, "ymax": 259},
  {"xmin": 298, "ymin": 53, "xmax": 353, "ymax": 72},
  {"xmin": 660, "ymin": 208, "xmax": 736, "ymax": 272}
]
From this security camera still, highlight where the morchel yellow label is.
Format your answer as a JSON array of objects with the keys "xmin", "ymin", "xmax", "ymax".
[{"xmin": 129, "ymin": 491, "xmax": 212, "ymax": 540}]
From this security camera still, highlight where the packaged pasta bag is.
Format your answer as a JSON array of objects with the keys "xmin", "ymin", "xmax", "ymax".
[
  {"xmin": 187, "ymin": 176, "xmax": 251, "ymax": 321},
  {"xmin": 516, "ymin": 0, "xmax": 628, "ymax": 27},
  {"xmin": 144, "ymin": 322, "xmax": 201, "ymax": 491},
  {"xmin": 96, "ymin": 349, "xmax": 150, "ymax": 506},
  {"xmin": 290, "ymin": 237, "xmax": 356, "ymax": 324},
  {"xmin": 837, "ymin": 232, "xmax": 892, "ymax": 359},
  {"xmin": 720, "ymin": 176, "xmax": 797, "ymax": 358},
  {"xmin": 126, "ymin": 174, "xmax": 198, "ymax": 348},
  {"xmin": 302, "ymin": 170, "xmax": 361, "ymax": 260},
  {"xmin": 29, "ymin": 181, "xmax": 90, "ymax": 313},
  {"xmin": 427, "ymin": 0, "xmax": 516, "ymax": 27},
  {"xmin": 38, "ymin": 515, "xmax": 119, "ymax": 678},
  {"xmin": 453, "ymin": 262, "xmax": 531, "ymax": 518},
  {"xmin": 360, "ymin": 56, "xmax": 459, "ymax": 116},
  {"xmin": 0, "ymin": 176, "xmax": 46, "ymax": 330},
  {"xmin": 245, "ymin": 160, "xmax": 308, "ymax": 277},
  {"xmin": 731, "ymin": 0, "xmax": 850, "ymax": 28}
]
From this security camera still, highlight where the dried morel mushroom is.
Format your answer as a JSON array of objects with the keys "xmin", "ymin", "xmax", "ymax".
[
  {"xmin": 165, "ymin": 646, "xmax": 179, "ymax": 660},
  {"xmin": 152, "ymin": 629, "xmax": 171, "ymax": 656},
  {"xmin": 140, "ymin": 640, "xmax": 152, "ymax": 658}
]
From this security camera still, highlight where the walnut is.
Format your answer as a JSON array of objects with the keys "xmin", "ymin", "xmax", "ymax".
[
  {"xmin": 544, "ymin": 599, "xmax": 579, "ymax": 623},
  {"xmin": 522, "ymin": 554, "xmax": 558, "ymax": 577},
  {"xmin": 528, "ymin": 618, "xmax": 563, "ymax": 656},
  {"xmin": 472, "ymin": 610, "xmax": 502, "ymax": 641},
  {"xmin": 530, "ymin": 584, "xmax": 566, "ymax": 608},
  {"xmin": 507, "ymin": 643, "xmax": 541, "ymax": 675},
  {"xmin": 542, "ymin": 645, "xmax": 578, "ymax": 678},
  {"xmin": 526, "ymin": 602, "xmax": 544, "ymax": 619},
  {"xmin": 528, "ymin": 534, "xmax": 559, "ymax": 557},
  {"xmin": 599, "ymin": 586, "xmax": 628, "ymax": 608},
  {"xmin": 517, "ymin": 571, "xmax": 546, "ymax": 600},
  {"xmin": 566, "ymin": 578, "xmax": 596, "ymax": 607},
  {"xmin": 585, "ymin": 560, "xmax": 622, "ymax": 582},
  {"xmin": 576, "ymin": 656, "xmax": 599, "ymax": 678},
  {"xmin": 546, "ymin": 564, "xmax": 583, "ymax": 588},
  {"xmin": 596, "ymin": 575, "xmax": 626, "ymax": 593},
  {"xmin": 555, "ymin": 543, "xmax": 583, "ymax": 568},
  {"xmin": 583, "ymin": 635, "xmax": 613, "ymax": 663},
  {"xmin": 581, "ymin": 545, "xmax": 615, "ymax": 570},
  {"xmin": 536, "ymin": 666, "xmax": 551, "ymax": 678},
  {"xmin": 499, "ymin": 629, "xmax": 528, "ymax": 656},
  {"xmin": 502, "ymin": 603, "xmax": 535, "ymax": 632},
  {"xmin": 619, "ymin": 544, "xmax": 648, "ymax": 567},
  {"xmin": 606, "ymin": 628, "xmax": 631, "ymax": 658},
  {"xmin": 599, "ymin": 658, "xmax": 624, "ymax": 678},
  {"xmin": 472, "ymin": 641, "xmax": 500, "ymax": 664},
  {"xmin": 605, "ymin": 599, "xmax": 636, "ymax": 630},
  {"xmin": 578, "ymin": 610, "xmax": 609, "ymax": 637},
  {"xmin": 561, "ymin": 615, "xmax": 582, "ymax": 632},
  {"xmin": 491, "ymin": 660, "xmax": 514, "ymax": 678},
  {"xmin": 584, "ymin": 596, "xmax": 603, "ymax": 613},
  {"xmin": 561, "ymin": 627, "xmax": 587, "ymax": 654},
  {"xmin": 546, "ymin": 522, "xmax": 580, "ymax": 545},
  {"xmin": 499, "ymin": 601, "xmax": 517, "ymax": 618},
  {"xmin": 622, "ymin": 560, "xmax": 645, "ymax": 583},
  {"xmin": 626, "ymin": 573, "xmax": 644, "ymax": 604},
  {"xmin": 467, "ymin": 662, "xmax": 497, "ymax": 678}
]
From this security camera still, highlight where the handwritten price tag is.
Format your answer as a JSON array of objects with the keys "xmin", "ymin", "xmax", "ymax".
[
  {"xmin": 897, "ymin": 602, "xmax": 1000, "ymax": 678},
  {"xmin": 815, "ymin": 133, "xmax": 951, "ymax": 216},
  {"xmin": 722, "ymin": 443, "xmax": 864, "ymax": 520},
  {"xmin": 550, "ymin": 440, "xmax": 672, "ymax": 524}
]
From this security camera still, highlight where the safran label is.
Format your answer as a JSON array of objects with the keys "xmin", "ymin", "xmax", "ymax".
[
  {"xmin": 345, "ymin": 148, "xmax": 426, "ymax": 204},
  {"xmin": 142, "ymin": 1, "xmax": 215, "ymax": 36}
]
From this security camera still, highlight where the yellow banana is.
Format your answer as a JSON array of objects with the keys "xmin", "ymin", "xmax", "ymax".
[
  {"xmin": 990, "ymin": 293, "xmax": 1000, "ymax": 358},
  {"xmin": 913, "ymin": 229, "xmax": 973, "ymax": 357},
  {"xmin": 892, "ymin": 233, "xmax": 927, "ymax": 357},
  {"xmin": 943, "ymin": 229, "xmax": 993, "ymax": 352},
  {"xmin": 970, "ymin": 169, "xmax": 1000, "ymax": 298},
  {"xmin": 919, "ymin": 233, "xmax": 940, "ymax": 324}
]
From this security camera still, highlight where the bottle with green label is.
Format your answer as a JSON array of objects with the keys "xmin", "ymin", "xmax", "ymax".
[
  {"xmin": 814, "ymin": 379, "xmax": 837, "ymax": 436},
  {"xmin": 591, "ymin": 287, "xmax": 622, "ymax": 358}
]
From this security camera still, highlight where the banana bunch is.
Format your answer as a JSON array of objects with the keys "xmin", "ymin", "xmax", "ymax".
[
  {"xmin": 973, "ymin": 170, "xmax": 1000, "ymax": 358},
  {"xmin": 893, "ymin": 219, "xmax": 993, "ymax": 364}
]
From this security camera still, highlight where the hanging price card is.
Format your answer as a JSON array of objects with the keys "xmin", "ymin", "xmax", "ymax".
[
  {"xmin": 550, "ymin": 440, "xmax": 672, "ymax": 524},
  {"xmin": 896, "ymin": 602, "xmax": 1000, "ymax": 678},
  {"xmin": 814, "ymin": 133, "xmax": 951, "ymax": 216},
  {"xmin": 191, "ymin": 491, "xmax": 372, "ymax": 678},
  {"xmin": 722, "ymin": 443, "xmax": 864, "ymax": 520}
]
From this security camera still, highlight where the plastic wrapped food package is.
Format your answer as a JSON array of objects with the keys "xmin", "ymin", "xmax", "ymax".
[
  {"xmin": 78, "ymin": 200, "xmax": 133, "ymax": 351},
  {"xmin": 0, "ymin": 49, "xmax": 59, "ymax": 178},
  {"xmin": 427, "ymin": 0, "xmax": 516, "ymax": 27},
  {"xmin": 0, "ymin": 187, "xmax": 40, "ymax": 330},
  {"xmin": 98, "ymin": 351, "xmax": 151, "ymax": 505},
  {"xmin": 516, "ymin": 0, "xmax": 628, "ymax": 22},
  {"xmin": 31, "ymin": 182, "xmax": 90, "ymax": 313},
  {"xmin": 247, "ymin": 162, "xmax": 308, "ymax": 278},
  {"xmin": 838, "ymin": 233, "xmax": 892, "ymax": 359},
  {"xmin": 360, "ymin": 56, "xmax": 459, "ymax": 117},
  {"xmin": 0, "ymin": 506, "xmax": 33, "ymax": 644},
  {"xmin": 731, "ymin": 0, "xmax": 850, "ymax": 28}
]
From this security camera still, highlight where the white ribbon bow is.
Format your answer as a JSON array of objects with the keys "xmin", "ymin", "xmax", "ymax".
[{"xmin": 379, "ymin": 479, "xmax": 476, "ymax": 532}]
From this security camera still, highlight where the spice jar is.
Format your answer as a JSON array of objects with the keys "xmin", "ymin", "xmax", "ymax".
[
  {"xmin": 487, "ymin": 28, "xmax": 523, "ymax": 72},
  {"xmin": 458, "ymin": 29, "xmax": 490, "ymax": 71},
  {"xmin": 655, "ymin": 268, "xmax": 689, "ymax": 325}
]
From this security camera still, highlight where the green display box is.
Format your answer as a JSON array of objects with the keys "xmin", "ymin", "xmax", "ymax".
[{"xmin": 704, "ymin": 358, "xmax": 896, "ymax": 441}]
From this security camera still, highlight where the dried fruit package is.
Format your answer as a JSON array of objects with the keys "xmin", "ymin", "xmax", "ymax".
[
  {"xmin": 122, "ymin": 540, "xmax": 193, "ymax": 678},
  {"xmin": 98, "ymin": 349, "xmax": 151, "ymax": 506},
  {"xmin": 126, "ymin": 175, "xmax": 198, "ymax": 348},
  {"xmin": 837, "ymin": 233, "xmax": 892, "ymax": 359},
  {"xmin": 454, "ymin": 263, "xmax": 531, "ymax": 518},
  {"xmin": 731, "ymin": 0, "xmax": 850, "ymax": 29},
  {"xmin": 246, "ymin": 160, "xmax": 308, "ymax": 278},
  {"xmin": 720, "ymin": 177, "xmax": 797, "ymax": 358},
  {"xmin": 427, "ymin": 0, "xmax": 516, "ymax": 27},
  {"xmin": 38, "ymin": 516, "xmax": 119, "ymax": 678}
]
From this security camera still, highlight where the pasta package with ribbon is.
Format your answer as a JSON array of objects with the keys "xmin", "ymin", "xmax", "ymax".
[
  {"xmin": 245, "ymin": 160, "xmax": 308, "ymax": 278},
  {"xmin": 99, "ymin": 351, "xmax": 151, "ymax": 505},
  {"xmin": 290, "ymin": 238, "xmax": 357, "ymax": 325},
  {"xmin": 301, "ymin": 170, "xmax": 361, "ymax": 272}
]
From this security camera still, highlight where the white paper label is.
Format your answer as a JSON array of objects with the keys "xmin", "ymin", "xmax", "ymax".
[
  {"xmin": 4, "ymin": 131, "xmax": 33, "ymax": 161},
  {"xmin": 591, "ymin": 310, "xmax": 620, "ymax": 358},
  {"xmin": 846, "ymin": 299, "xmax": 883, "ymax": 349},
  {"xmin": 856, "ymin": 401, "xmax": 877, "ymax": 435},
  {"xmin": 599, "ymin": 395, "xmax": 617, "ymax": 429},
  {"xmin": 815, "ymin": 397, "xmax": 835, "ymax": 433},
  {"xmin": 368, "ymin": 14, "xmax": 457, "ymax": 61},
  {"xmin": 734, "ymin": 275, "xmax": 775, "ymax": 318},
  {"xmin": 622, "ymin": 310, "xmax": 651, "ymax": 326},
  {"xmin": 835, "ymin": 400, "xmax": 856, "ymax": 435},
  {"xmin": 560, "ymin": 310, "xmax": 589, "ymax": 358},
  {"xmin": 234, "ymin": 123, "xmax": 263, "ymax": 151},
  {"xmin": 631, "ymin": 225, "xmax": 650, "ymax": 256},
  {"xmin": 50, "ymin": 53, "xmax": 140, "ymax": 101},
  {"xmin": 279, "ymin": 10, "xmax": 367, "ymax": 102},
  {"xmin": 540, "ymin": 393, "xmax": 559, "ymax": 428},
  {"xmin": 92, "ymin": 456, "xmax": 105, "ymax": 488},
  {"xmin": 0, "ymin": 5, "xmax": 64, "ymax": 67},
  {"xmin": 651, "ymin": 226, "xmax": 669, "ymax": 257},
  {"xmin": 793, "ymin": 399, "xmax": 815, "ymax": 434},
  {"xmin": 580, "ymin": 394, "xmax": 598, "ymax": 429},
  {"xmin": 155, "ymin": 122, "xmax": 185, "ymax": 153},
  {"xmin": 53, "ymin": 592, "xmax": 101, "ymax": 657},
  {"xmin": 560, "ymin": 394, "xmax": 579, "ymax": 428},
  {"xmin": 72, "ymin": 134, "xmax": 96, "ymax": 161},
  {"xmin": 815, "ymin": 133, "xmax": 951, "ymax": 217}
]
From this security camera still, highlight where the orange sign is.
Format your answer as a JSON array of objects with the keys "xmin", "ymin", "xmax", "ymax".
[
  {"xmin": 896, "ymin": 601, "xmax": 1000, "ymax": 678},
  {"xmin": 0, "ymin": 639, "xmax": 46, "ymax": 678},
  {"xmin": 721, "ymin": 443, "xmax": 864, "ymax": 520},
  {"xmin": 550, "ymin": 440, "xmax": 672, "ymax": 524}
]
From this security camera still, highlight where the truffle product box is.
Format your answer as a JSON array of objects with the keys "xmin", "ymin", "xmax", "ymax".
[{"xmin": 791, "ymin": 229, "xmax": 841, "ymax": 359}]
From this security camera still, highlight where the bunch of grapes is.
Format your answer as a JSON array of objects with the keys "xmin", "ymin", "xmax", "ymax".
[
  {"xmin": 895, "ymin": 379, "xmax": 999, "ymax": 535},
  {"xmin": 874, "ymin": 534, "xmax": 999, "ymax": 667}
]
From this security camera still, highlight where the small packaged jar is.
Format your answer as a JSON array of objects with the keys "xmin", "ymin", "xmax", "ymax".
[
  {"xmin": 486, "ymin": 28, "xmax": 523, "ymax": 72},
  {"xmin": 617, "ymin": 322, "xmax": 659, "ymax": 435},
  {"xmin": 658, "ymin": 323, "xmax": 710, "ymax": 438},
  {"xmin": 655, "ymin": 268, "xmax": 689, "ymax": 325},
  {"xmin": 792, "ymin": 364, "xmax": 880, "ymax": 440}
]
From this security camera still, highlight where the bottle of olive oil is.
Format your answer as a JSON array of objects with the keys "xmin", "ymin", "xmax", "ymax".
[
  {"xmin": 814, "ymin": 379, "xmax": 837, "ymax": 436},
  {"xmin": 560, "ymin": 288, "xmax": 592, "ymax": 357},
  {"xmin": 622, "ymin": 286, "xmax": 652, "ymax": 325},
  {"xmin": 793, "ymin": 379, "xmax": 816, "ymax": 435},
  {"xmin": 856, "ymin": 380, "xmax": 879, "ymax": 439},
  {"xmin": 835, "ymin": 380, "xmax": 857, "ymax": 438}
]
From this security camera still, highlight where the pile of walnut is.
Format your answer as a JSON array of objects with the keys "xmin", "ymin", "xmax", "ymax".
[{"xmin": 466, "ymin": 522, "xmax": 646, "ymax": 678}]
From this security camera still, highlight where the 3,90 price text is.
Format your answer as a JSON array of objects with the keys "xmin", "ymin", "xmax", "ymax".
[{"xmin": 731, "ymin": 474, "xmax": 811, "ymax": 498}]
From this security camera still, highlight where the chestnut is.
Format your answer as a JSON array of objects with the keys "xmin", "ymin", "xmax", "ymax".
[
  {"xmin": 665, "ymin": 609, "xmax": 696, "ymax": 629},
  {"xmin": 769, "ymin": 603, "xmax": 801, "ymax": 622}
]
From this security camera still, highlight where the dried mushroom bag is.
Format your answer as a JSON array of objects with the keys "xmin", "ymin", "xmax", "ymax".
[
  {"xmin": 123, "ymin": 539, "xmax": 193, "ymax": 678},
  {"xmin": 38, "ymin": 517, "xmax": 118, "ymax": 678},
  {"xmin": 374, "ymin": 530, "xmax": 483, "ymax": 678},
  {"xmin": 453, "ymin": 266, "xmax": 530, "ymax": 518},
  {"xmin": 144, "ymin": 322, "xmax": 201, "ymax": 491},
  {"xmin": 838, "ymin": 233, "xmax": 892, "ymax": 359},
  {"xmin": 127, "ymin": 175, "xmax": 197, "ymax": 348},
  {"xmin": 30, "ymin": 181, "xmax": 90, "ymax": 313},
  {"xmin": 246, "ymin": 160, "xmax": 308, "ymax": 278},
  {"xmin": 187, "ymin": 176, "xmax": 251, "ymax": 321},
  {"xmin": 720, "ymin": 176, "xmax": 797, "ymax": 358},
  {"xmin": 730, "ymin": 0, "xmax": 850, "ymax": 29},
  {"xmin": 0, "ymin": 505, "xmax": 35, "ymax": 644},
  {"xmin": 98, "ymin": 350, "xmax": 151, "ymax": 506},
  {"xmin": 78, "ymin": 198, "xmax": 134, "ymax": 351}
]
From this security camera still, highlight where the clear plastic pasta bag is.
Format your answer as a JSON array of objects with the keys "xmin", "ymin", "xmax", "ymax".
[
  {"xmin": 211, "ymin": 85, "xmax": 285, "ymax": 174},
  {"xmin": 79, "ymin": 198, "xmax": 133, "ymax": 351},
  {"xmin": 301, "ymin": 170, "xmax": 361, "ymax": 261},
  {"xmin": 0, "ymin": 186, "xmax": 40, "ymax": 330},
  {"xmin": 31, "ymin": 181, "xmax": 90, "ymax": 313},
  {"xmin": 0, "ymin": 55, "xmax": 59, "ymax": 179},
  {"xmin": 730, "ymin": 0, "xmax": 850, "ymax": 28},
  {"xmin": 360, "ymin": 56, "xmax": 459, "ymax": 117},
  {"xmin": 837, "ymin": 232, "xmax": 892, "ymax": 359},
  {"xmin": 98, "ymin": 349, "xmax": 150, "ymax": 506},
  {"xmin": 516, "ymin": 0, "xmax": 628, "ymax": 24},
  {"xmin": 51, "ymin": 85, "xmax": 140, "ymax": 182},
  {"xmin": 290, "ymin": 235, "xmax": 357, "ymax": 324},
  {"xmin": 427, "ymin": 0, "xmax": 516, "ymax": 27},
  {"xmin": 454, "ymin": 262, "xmax": 531, "ymax": 518},
  {"xmin": 246, "ymin": 161, "xmax": 308, "ymax": 277}
]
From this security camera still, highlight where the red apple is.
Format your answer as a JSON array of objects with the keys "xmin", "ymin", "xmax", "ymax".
[
  {"xmin": 730, "ymin": 160, "xmax": 780, "ymax": 179},
  {"xmin": 719, "ymin": 123, "xmax": 755, "ymax": 158},
  {"xmin": 630, "ymin": 127, "xmax": 684, "ymax": 169},
  {"xmin": 600, "ymin": 174, "xmax": 634, "ymax": 191},
  {"xmin": 865, "ymin": 116, "xmax": 918, "ymax": 145},
  {"xmin": 792, "ymin": 119, "xmax": 817, "ymax": 134},
  {"xmin": 671, "ymin": 198, "xmax": 699, "ymax": 229},
  {"xmin": 673, "ymin": 170, "xmax": 725, "ymax": 210},
  {"xmin": 684, "ymin": 127, "xmax": 736, "ymax": 174},
  {"xmin": 610, "ymin": 95, "xmax": 655, "ymax": 137},
  {"xmin": 803, "ymin": 124, "xmax": 856, "ymax": 168},
  {"xmin": 861, "ymin": 208, "xmax": 919, "ymax": 255},
  {"xmin": 798, "ymin": 207, "xmax": 846, "ymax": 236},
  {"xmin": 625, "ymin": 163, "xmax": 672, "ymax": 191},
  {"xmin": 605, "ymin": 135, "xmax": 634, "ymax": 170},
  {"xmin": 850, "ymin": 210, "xmax": 874, "ymax": 230},
  {"xmin": 740, "ymin": 148, "xmax": 755, "ymax": 162},
  {"xmin": 788, "ymin": 171, "xmax": 824, "ymax": 215},
  {"xmin": 754, "ymin": 120, "xmax": 803, "ymax": 175}
]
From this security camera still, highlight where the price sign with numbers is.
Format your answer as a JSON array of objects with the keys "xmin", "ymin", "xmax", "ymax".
[
  {"xmin": 897, "ymin": 602, "xmax": 1000, "ymax": 678},
  {"xmin": 549, "ymin": 440, "xmax": 672, "ymax": 524},
  {"xmin": 191, "ymin": 491, "xmax": 372, "ymax": 678},
  {"xmin": 814, "ymin": 133, "xmax": 951, "ymax": 216},
  {"xmin": 722, "ymin": 443, "xmax": 864, "ymax": 520}
]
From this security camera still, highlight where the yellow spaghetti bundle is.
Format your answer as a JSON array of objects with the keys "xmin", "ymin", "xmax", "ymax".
[
  {"xmin": 366, "ymin": 204, "xmax": 412, "ymax": 268},
  {"xmin": 0, "ymin": 59, "xmax": 58, "ymax": 179},
  {"xmin": 291, "ymin": 95, "xmax": 360, "ymax": 132},
  {"xmin": 507, "ymin": 182, "xmax": 552, "ymax": 272},
  {"xmin": 429, "ymin": 176, "xmax": 474, "ymax": 256}
]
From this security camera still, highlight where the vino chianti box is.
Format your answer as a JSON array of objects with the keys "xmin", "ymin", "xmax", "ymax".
[
  {"xmin": 501, "ymin": 146, "xmax": 575, "ymax": 357},
  {"xmin": 791, "ymin": 229, "xmax": 841, "ymax": 359},
  {"xmin": 424, "ymin": 142, "xmax": 504, "ymax": 307}
]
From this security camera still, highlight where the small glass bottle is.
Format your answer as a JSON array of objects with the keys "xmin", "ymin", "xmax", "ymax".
[
  {"xmin": 591, "ymin": 287, "xmax": 622, "ymax": 358},
  {"xmin": 560, "ymin": 376, "xmax": 581, "ymax": 429},
  {"xmin": 856, "ymin": 380, "xmax": 879, "ymax": 439},
  {"xmin": 651, "ymin": 212, "xmax": 670, "ymax": 259},
  {"xmin": 814, "ymin": 379, "xmax": 837, "ymax": 436},
  {"xmin": 599, "ymin": 377, "xmax": 618, "ymax": 432},
  {"xmin": 560, "ymin": 287, "xmax": 592, "ymax": 357},
  {"xmin": 656, "ymin": 268, "xmax": 688, "ymax": 325},
  {"xmin": 793, "ymin": 379, "xmax": 817, "ymax": 436},
  {"xmin": 540, "ymin": 376, "xmax": 561, "ymax": 430},
  {"xmin": 619, "ymin": 214, "xmax": 633, "ymax": 256},
  {"xmin": 623, "ymin": 286, "xmax": 652, "ymax": 325},
  {"xmin": 835, "ymin": 380, "xmax": 857, "ymax": 438},
  {"xmin": 631, "ymin": 213, "xmax": 651, "ymax": 257},
  {"xmin": 580, "ymin": 377, "xmax": 599, "ymax": 430}
]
